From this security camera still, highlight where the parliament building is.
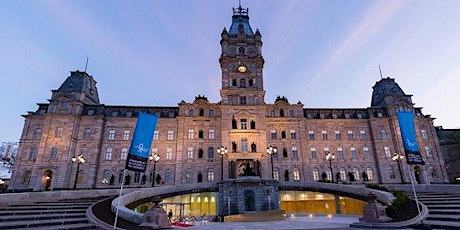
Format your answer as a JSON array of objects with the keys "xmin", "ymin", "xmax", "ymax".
[{"xmin": 9, "ymin": 6, "xmax": 448, "ymax": 193}]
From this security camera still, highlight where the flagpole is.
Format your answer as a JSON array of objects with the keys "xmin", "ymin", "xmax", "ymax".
[
  {"xmin": 407, "ymin": 164, "xmax": 423, "ymax": 226},
  {"xmin": 113, "ymin": 169, "xmax": 127, "ymax": 230}
]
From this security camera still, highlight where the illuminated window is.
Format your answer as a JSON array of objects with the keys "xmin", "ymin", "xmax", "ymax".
[
  {"xmin": 208, "ymin": 129, "xmax": 215, "ymax": 139},
  {"xmin": 360, "ymin": 130, "xmax": 367, "ymax": 140},
  {"xmin": 187, "ymin": 147, "xmax": 194, "ymax": 159},
  {"xmin": 366, "ymin": 167, "xmax": 374, "ymax": 181},
  {"xmin": 274, "ymin": 168, "xmax": 280, "ymax": 181},
  {"xmin": 290, "ymin": 130, "xmax": 296, "ymax": 139},
  {"xmin": 308, "ymin": 131, "xmax": 315, "ymax": 140},
  {"xmin": 384, "ymin": 146, "xmax": 391, "ymax": 158},
  {"xmin": 312, "ymin": 169, "xmax": 319, "ymax": 181},
  {"xmin": 335, "ymin": 131, "xmax": 341, "ymax": 140},
  {"xmin": 292, "ymin": 146, "xmax": 298, "ymax": 159},
  {"xmin": 122, "ymin": 130, "xmax": 130, "ymax": 140},
  {"xmin": 153, "ymin": 131, "xmax": 159, "ymax": 140},
  {"xmin": 340, "ymin": 169, "xmax": 346, "ymax": 181},
  {"xmin": 293, "ymin": 168, "xmax": 300, "ymax": 181},
  {"xmin": 188, "ymin": 129, "xmax": 194, "ymax": 139},
  {"xmin": 108, "ymin": 129, "xmax": 115, "ymax": 140},
  {"xmin": 105, "ymin": 148, "xmax": 113, "ymax": 160},
  {"xmin": 421, "ymin": 129, "xmax": 428, "ymax": 139},
  {"xmin": 207, "ymin": 169, "xmax": 215, "ymax": 182},
  {"xmin": 425, "ymin": 146, "xmax": 432, "ymax": 157},
  {"xmin": 353, "ymin": 168, "xmax": 360, "ymax": 181},
  {"xmin": 166, "ymin": 148, "xmax": 173, "ymax": 160},
  {"xmin": 322, "ymin": 131, "xmax": 328, "ymax": 140},
  {"xmin": 167, "ymin": 131, "xmax": 174, "ymax": 140},
  {"xmin": 121, "ymin": 147, "xmax": 128, "ymax": 160},
  {"xmin": 347, "ymin": 130, "xmax": 354, "ymax": 140}
]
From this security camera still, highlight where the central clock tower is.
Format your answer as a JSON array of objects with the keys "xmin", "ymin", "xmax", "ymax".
[{"xmin": 219, "ymin": 6, "xmax": 265, "ymax": 105}]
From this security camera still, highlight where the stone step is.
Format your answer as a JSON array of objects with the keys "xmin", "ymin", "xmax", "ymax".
[
  {"xmin": 32, "ymin": 202, "xmax": 94, "ymax": 206},
  {"xmin": 427, "ymin": 214, "xmax": 460, "ymax": 221},
  {"xmin": 0, "ymin": 205, "xmax": 90, "ymax": 211},
  {"xmin": 0, "ymin": 208, "xmax": 86, "ymax": 216},
  {"xmin": 429, "ymin": 209, "xmax": 460, "ymax": 215},
  {"xmin": 9, "ymin": 222, "xmax": 98, "ymax": 230},
  {"xmin": 418, "ymin": 199, "xmax": 460, "ymax": 204},
  {"xmin": 0, "ymin": 217, "xmax": 89, "ymax": 229},
  {"xmin": 422, "ymin": 220, "xmax": 460, "ymax": 229},
  {"xmin": 423, "ymin": 204, "xmax": 460, "ymax": 209},
  {"xmin": 0, "ymin": 213, "xmax": 85, "ymax": 222}
]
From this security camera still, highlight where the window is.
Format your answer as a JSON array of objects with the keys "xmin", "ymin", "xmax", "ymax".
[
  {"xmin": 312, "ymin": 169, "xmax": 319, "ymax": 181},
  {"xmin": 293, "ymin": 168, "xmax": 300, "ymax": 181},
  {"xmin": 280, "ymin": 109, "xmax": 285, "ymax": 117},
  {"xmin": 83, "ymin": 128, "xmax": 91, "ymax": 140},
  {"xmin": 425, "ymin": 146, "xmax": 432, "ymax": 157},
  {"xmin": 335, "ymin": 131, "xmax": 341, "ymax": 140},
  {"xmin": 22, "ymin": 171, "xmax": 31, "ymax": 185},
  {"xmin": 123, "ymin": 130, "xmax": 130, "ymax": 140},
  {"xmin": 28, "ymin": 147, "xmax": 37, "ymax": 161},
  {"xmin": 198, "ymin": 148, "xmax": 204, "ymax": 158},
  {"xmin": 324, "ymin": 147, "xmax": 330, "ymax": 156},
  {"xmin": 208, "ymin": 147, "xmax": 214, "ymax": 159},
  {"xmin": 311, "ymin": 148, "xmax": 317, "ymax": 159},
  {"xmin": 326, "ymin": 171, "xmax": 332, "ymax": 181},
  {"xmin": 166, "ymin": 148, "xmax": 173, "ymax": 160},
  {"xmin": 282, "ymin": 148, "xmax": 288, "ymax": 158},
  {"xmin": 248, "ymin": 79, "xmax": 254, "ymax": 87},
  {"xmin": 153, "ymin": 131, "xmax": 159, "ymax": 140},
  {"xmin": 103, "ymin": 170, "xmax": 111, "ymax": 181},
  {"xmin": 240, "ymin": 79, "xmax": 246, "ymax": 88},
  {"xmin": 33, "ymin": 128, "xmax": 42, "ymax": 139},
  {"xmin": 105, "ymin": 148, "xmax": 113, "ymax": 160},
  {"xmin": 274, "ymin": 168, "xmax": 280, "ymax": 181},
  {"xmin": 363, "ymin": 147, "xmax": 370, "ymax": 159},
  {"xmin": 209, "ymin": 110, "xmax": 215, "ymax": 117},
  {"xmin": 198, "ymin": 130, "xmax": 204, "ymax": 139},
  {"xmin": 50, "ymin": 146, "xmax": 58, "ymax": 160},
  {"xmin": 290, "ymin": 130, "xmax": 296, "ymax": 139},
  {"xmin": 360, "ymin": 130, "xmax": 367, "ymax": 140},
  {"xmin": 347, "ymin": 130, "xmax": 354, "ymax": 140},
  {"xmin": 388, "ymin": 165, "xmax": 395, "ymax": 179},
  {"xmin": 351, "ymin": 147, "xmax": 357, "ymax": 159},
  {"xmin": 280, "ymin": 131, "xmax": 285, "ymax": 139},
  {"xmin": 189, "ymin": 109, "xmax": 194, "ymax": 116},
  {"xmin": 430, "ymin": 167, "xmax": 438, "ymax": 178},
  {"xmin": 292, "ymin": 146, "xmax": 298, "ymax": 159},
  {"xmin": 340, "ymin": 169, "xmax": 347, "ymax": 181},
  {"xmin": 151, "ymin": 148, "xmax": 158, "ymax": 156},
  {"xmin": 241, "ymin": 119, "xmax": 247, "ymax": 129},
  {"xmin": 308, "ymin": 131, "xmax": 315, "ymax": 140},
  {"xmin": 353, "ymin": 168, "xmax": 360, "ymax": 181},
  {"xmin": 288, "ymin": 110, "xmax": 295, "ymax": 117},
  {"xmin": 121, "ymin": 147, "xmax": 128, "ymax": 160},
  {"xmin": 165, "ymin": 169, "xmax": 172, "ymax": 183},
  {"xmin": 207, "ymin": 169, "xmax": 214, "ymax": 182},
  {"xmin": 188, "ymin": 129, "xmax": 194, "ymax": 139},
  {"xmin": 270, "ymin": 110, "xmax": 275, "ymax": 117},
  {"xmin": 108, "ymin": 129, "xmax": 115, "ymax": 140},
  {"xmin": 167, "ymin": 131, "xmax": 174, "ymax": 140},
  {"xmin": 322, "ymin": 131, "xmax": 328, "ymax": 140},
  {"xmin": 232, "ymin": 79, "xmax": 237, "ymax": 87},
  {"xmin": 380, "ymin": 130, "xmax": 387, "ymax": 139},
  {"xmin": 337, "ymin": 147, "xmax": 344, "ymax": 159},
  {"xmin": 134, "ymin": 172, "xmax": 140, "ymax": 183},
  {"xmin": 384, "ymin": 146, "xmax": 391, "ymax": 158},
  {"xmin": 250, "ymin": 120, "xmax": 256, "ymax": 129},
  {"xmin": 366, "ymin": 168, "xmax": 374, "ymax": 181},
  {"xmin": 185, "ymin": 169, "xmax": 192, "ymax": 183},
  {"xmin": 118, "ymin": 170, "xmax": 124, "ymax": 184},
  {"xmin": 208, "ymin": 129, "xmax": 215, "ymax": 139},
  {"xmin": 55, "ymin": 127, "xmax": 63, "ymax": 138},
  {"xmin": 240, "ymin": 96, "xmax": 247, "ymax": 105},
  {"xmin": 199, "ymin": 108, "xmax": 204, "ymax": 116},
  {"xmin": 270, "ymin": 130, "xmax": 277, "ymax": 139},
  {"xmin": 421, "ymin": 129, "xmax": 428, "ymax": 139},
  {"xmin": 241, "ymin": 138, "xmax": 248, "ymax": 152},
  {"xmin": 187, "ymin": 147, "xmax": 194, "ymax": 159}
]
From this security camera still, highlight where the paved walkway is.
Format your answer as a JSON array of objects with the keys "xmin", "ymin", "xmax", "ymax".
[{"xmin": 178, "ymin": 214, "xmax": 362, "ymax": 230}]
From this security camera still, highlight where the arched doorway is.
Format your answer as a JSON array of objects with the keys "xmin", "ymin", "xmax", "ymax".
[
  {"xmin": 414, "ymin": 166, "xmax": 423, "ymax": 184},
  {"xmin": 42, "ymin": 170, "xmax": 53, "ymax": 191}
]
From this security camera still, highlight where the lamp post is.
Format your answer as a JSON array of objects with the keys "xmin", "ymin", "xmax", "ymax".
[
  {"xmin": 217, "ymin": 146, "xmax": 228, "ymax": 181},
  {"xmin": 266, "ymin": 146, "xmax": 277, "ymax": 180},
  {"xmin": 149, "ymin": 154, "xmax": 160, "ymax": 187},
  {"xmin": 325, "ymin": 152, "xmax": 335, "ymax": 183},
  {"xmin": 392, "ymin": 153, "xmax": 405, "ymax": 184},
  {"xmin": 71, "ymin": 154, "xmax": 85, "ymax": 190}
]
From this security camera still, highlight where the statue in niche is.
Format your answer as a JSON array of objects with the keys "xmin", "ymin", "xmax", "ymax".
[
  {"xmin": 238, "ymin": 160, "xmax": 255, "ymax": 176},
  {"xmin": 251, "ymin": 142, "xmax": 257, "ymax": 153},
  {"xmin": 244, "ymin": 190, "xmax": 255, "ymax": 211}
]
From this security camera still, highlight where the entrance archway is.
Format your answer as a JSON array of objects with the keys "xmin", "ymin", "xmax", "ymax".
[
  {"xmin": 42, "ymin": 170, "xmax": 53, "ymax": 191},
  {"xmin": 414, "ymin": 166, "xmax": 423, "ymax": 184}
]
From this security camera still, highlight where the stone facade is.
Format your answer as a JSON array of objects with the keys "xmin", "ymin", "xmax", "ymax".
[
  {"xmin": 8, "ymin": 6, "xmax": 448, "ymax": 192},
  {"xmin": 435, "ymin": 127, "xmax": 460, "ymax": 183}
]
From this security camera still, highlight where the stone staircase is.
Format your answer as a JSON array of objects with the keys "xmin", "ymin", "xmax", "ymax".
[
  {"xmin": 407, "ymin": 192, "xmax": 460, "ymax": 229},
  {"xmin": 0, "ymin": 199, "xmax": 99, "ymax": 229}
]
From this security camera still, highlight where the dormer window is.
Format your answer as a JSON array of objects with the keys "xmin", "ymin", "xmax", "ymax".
[{"xmin": 239, "ymin": 47, "xmax": 245, "ymax": 55}]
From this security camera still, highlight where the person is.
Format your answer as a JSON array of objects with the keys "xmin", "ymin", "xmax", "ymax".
[{"xmin": 168, "ymin": 209, "xmax": 173, "ymax": 222}]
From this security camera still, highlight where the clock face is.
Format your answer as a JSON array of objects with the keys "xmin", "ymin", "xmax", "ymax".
[{"xmin": 237, "ymin": 65, "xmax": 247, "ymax": 73}]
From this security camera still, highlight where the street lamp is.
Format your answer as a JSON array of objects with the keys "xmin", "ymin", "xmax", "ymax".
[
  {"xmin": 149, "ymin": 154, "xmax": 160, "ymax": 187},
  {"xmin": 266, "ymin": 146, "xmax": 277, "ymax": 180},
  {"xmin": 71, "ymin": 154, "xmax": 85, "ymax": 190},
  {"xmin": 217, "ymin": 146, "xmax": 228, "ymax": 181},
  {"xmin": 325, "ymin": 152, "xmax": 335, "ymax": 183},
  {"xmin": 392, "ymin": 153, "xmax": 405, "ymax": 183}
]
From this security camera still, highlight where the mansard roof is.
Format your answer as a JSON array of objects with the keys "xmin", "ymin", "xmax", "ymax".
[
  {"xmin": 228, "ymin": 6, "xmax": 254, "ymax": 37},
  {"xmin": 371, "ymin": 77, "xmax": 408, "ymax": 107}
]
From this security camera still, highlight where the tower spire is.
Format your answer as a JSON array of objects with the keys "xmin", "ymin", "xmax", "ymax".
[
  {"xmin": 84, "ymin": 57, "xmax": 89, "ymax": 73},
  {"xmin": 378, "ymin": 65, "xmax": 383, "ymax": 79}
]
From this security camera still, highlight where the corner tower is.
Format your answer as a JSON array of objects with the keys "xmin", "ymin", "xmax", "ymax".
[{"xmin": 219, "ymin": 5, "xmax": 265, "ymax": 105}]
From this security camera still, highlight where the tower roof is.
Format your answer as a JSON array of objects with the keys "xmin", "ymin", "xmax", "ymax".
[
  {"xmin": 371, "ymin": 77, "xmax": 407, "ymax": 107},
  {"xmin": 228, "ymin": 5, "xmax": 254, "ymax": 37}
]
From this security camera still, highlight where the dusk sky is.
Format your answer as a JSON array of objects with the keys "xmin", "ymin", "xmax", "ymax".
[{"xmin": 1, "ymin": 1, "xmax": 459, "ymax": 142}]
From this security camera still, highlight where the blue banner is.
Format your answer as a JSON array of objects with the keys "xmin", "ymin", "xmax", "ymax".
[
  {"xmin": 397, "ymin": 112, "xmax": 425, "ymax": 165},
  {"xmin": 125, "ymin": 112, "xmax": 158, "ymax": 172}
]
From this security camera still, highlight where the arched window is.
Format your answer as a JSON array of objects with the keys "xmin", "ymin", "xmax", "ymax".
[
  {"xmin": 280, "ymin": 109, "xmax": 285, "ymax": 117},
  {"xmin": 232, "ymin": 118, "xmax": 237, "ymax": 129},
  {"xmin": 232, "ymin": 79, "xmax": 237, "ymax": 86},
  {"xmin": 281, "ymin": 131, "xmax": 286, "ymax": 139},
  {"xmin": 250, "ymin": 120, "xmax": 256, "ymax": 129},
  {"xmin": 284, "ymin": 170, "xmax": 290, "ymax": 181},
  {"xmin": 240, "ymin": 79, "xmax": 246, "ymax": 88},
  {"xmin": 273, "ymin": 168, "xmax": 280, "ymax": 181},
  {"xmin": 366, "ymin": 167, "xmax": 374, "ymax": 181},
  {"xmin": 198, "ymin": 148, "xmax": 204, "ymax": 158},
  {"xmin": 199, "ymin": 108, "xmax": 204, "ymax": 116},
  {"xmin": 239, "ymin": 47, "xmax": 245, "ymax": 55},
  {"xmin": 207, "ymin": 169, "xmax": 214, "ymax": 182},
  {"xmin": 208, "ymin": 147, "xmax": 214, "ymax": 159},
  {"xmin": 22, "ymin": 170, "xmax": 31, "ymax": 185},
  {"xmin": 248, "ymin": 79, "xmax": 254, "ymax": 87},
  {"xmin": 312, "ymin": 169, "xmax": 319, "ymax": 181},
  {"xmin": 198, "ymin": 130, "xmax": 204, "ymax": 139},
  {"xmin": 293, "ymin": 168, "xmax": 300, "ymax": 181},
  {"xmin": 197, "ymin": 173, "xmax": 203, "ymax": 183}
]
